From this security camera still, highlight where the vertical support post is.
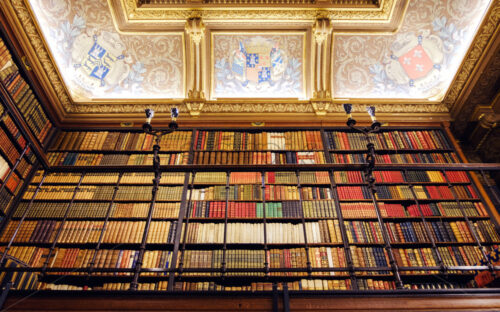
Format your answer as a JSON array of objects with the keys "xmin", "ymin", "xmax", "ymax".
[
  {"xmin": 221, "ymin": 171, "xmax": 230, "ymax": 277},
  {"xmin": 131, "ymin": 142, "xmax": 162, "ymax": 290},
  {"xmin": 363, "ymin": 141, "xmax": 403, "ymax": 289},
  {"xmin": 272, "ymin": 282, "xmax": 279, "ymax": 312},
  {"xmin": 321, "ymin": 128, "xmax": 358, "ymax": 290},
  {"xmin": 261, "ymin": 171, "xmax": 269, "ymax": 276},
  {"xmin": 88, "ymin": 172, "xmax": 123, "ymax": 275},
  {"xmin": 327, "ymin": 169, "xmax": 358, "ymax": 289},
  {"xmin": 175, "ymin": 171, "xmax": 196, "ymax": 285},
  {"xmin": 41, "ymin": 172, "xmax": 85, "ymax": 275},
  {"xmin": 0, "ymin": 278, "xmax": 12, "ymax": 310},
  {"xmin": 442, "ymin": 170, "xmax": 496, "ymax": 277},
  {"xmin": 282, "ymin": 282, "xmax": 290, "ymax": 312},
  {"xmin": 402, "ymin": 169, "xmax": 447, "ymax": 274},
  {"xmin": 168, "ymin": 170, "xmax": 195, "ymax": 290},
  {"xmin": 295, "ymin": 170, "xmax": 312, "ymax": 277}
]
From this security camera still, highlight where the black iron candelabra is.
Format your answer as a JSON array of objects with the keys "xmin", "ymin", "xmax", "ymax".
[
  {"xmin": 129, "ymin": 107, "xmax": 178, "ymax": 291},
  {"xmin": 342, "ymin": 103, "xmax": 404, "ymax": 289}
]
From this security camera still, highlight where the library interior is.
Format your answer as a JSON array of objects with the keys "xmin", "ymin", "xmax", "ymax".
[{"xmin": 0, "ymin": 0, "xmax": 499, "ymax": 311}]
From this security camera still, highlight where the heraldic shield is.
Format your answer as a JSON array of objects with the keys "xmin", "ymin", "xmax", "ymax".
[{"xmin": 230, "ymin": 37, "xmax": 287, "ymax": 87}]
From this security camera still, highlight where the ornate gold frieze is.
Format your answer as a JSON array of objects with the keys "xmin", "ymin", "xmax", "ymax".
[
  {"xmin": 8, "ymin": 0, "xmax": 72, "ymax": 112},
  {"xmin": 123, "ymin": 0, "xmax": 392, "ymax": 21},
  {"xmin": 137, "ymin": 0, "xmax": 379, "ymax": 7},
  {"xmin": 326, "ymin": 103, "xmax": 449, "ymax": 113},
  {"xmin": 444, "ymin": 1, "xmax": 500, "ymax": 111},
  {"xmin": 70, "ymin": 103, "xmax": 189, "ymax": 114}
]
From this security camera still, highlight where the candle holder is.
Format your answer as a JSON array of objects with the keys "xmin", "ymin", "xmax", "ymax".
[
  {"xmin": 130, "ymin": 107, "xmax": 178, "ymax": 291},
  {"xmin": 342, "ymin": 103, "xmax": 404, "ymax": 289}
]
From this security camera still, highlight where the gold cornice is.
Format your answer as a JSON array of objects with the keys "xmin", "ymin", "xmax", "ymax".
[
  {"xmin": 444, "ymin": 1, "xmax": 500, "ymax": 112},
  {"xmin": 1, "ymin": 0, "xmax": 72, "ymax": 118},
  {"xmin": 119, "ymin": 0, "xmax": 396, "ymax": 23},
  {"xmin": 3, "ymin": 0, "xmax": 493, "ymax": 127}
]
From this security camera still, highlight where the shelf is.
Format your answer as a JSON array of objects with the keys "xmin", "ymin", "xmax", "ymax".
[
  {"xmin": 1, "ymin": 242, "xmax": 174, "ymax": 249},
  {"xmin": 194, "ymin": 149, "xmax": 326, "ymax": 153},
  {"xmin": 329, "ymin": 149, "xmax": 455, "ymax": 154},
  {"xmin": 47, "ymin": 150, "xmax": 189, "ymax": 154},
  {"xmin": 338, "ymin": 198, "xmax": 480, "ymax": 202}
]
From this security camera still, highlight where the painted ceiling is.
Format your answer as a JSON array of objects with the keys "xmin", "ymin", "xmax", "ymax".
[
  {"xmin": 25, "ymin": 0, "xmax": 491, "ymax": 102},
  {"xmin": 1, "ymin": 0, "xmax": 498, "ymax": 124}
]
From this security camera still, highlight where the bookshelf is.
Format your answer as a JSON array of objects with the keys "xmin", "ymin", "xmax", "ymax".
[
  {"xmin": 0, "ymin": 126, "xmax": 498, "ymax": 295},
  {"xmin": 0, "ymin": 33, "xmax": 54, "ymax": 150},
  {"xmin": 0, "ymin": 98, "xmax": 37, "ymax": 216}
]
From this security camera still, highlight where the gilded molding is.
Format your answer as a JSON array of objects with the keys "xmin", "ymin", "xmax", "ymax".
[
  {"xmin": 124, "ymin": 0, "xmax": 393, "ymax": 21},
  {"xmin": 138, "ymin": 0, "xmax": 378, "ymax": 5},
  {"xmin": 326, "ymin": 103, "xmax": 449, "ymax": 113},
  {"xmin": 202, "ymin": 102, "xmax": 314, "ymax": 113},
  {"xmin": 70, "ymin": 103, "xmax": 189, "ymax": 114},
  {"xmin": 444, "ymin": 1, "xmax": 500, "ymax": 111},
  {"xmin": 10, "ymin": 0, "xmax": 72, "ymax": 112}
]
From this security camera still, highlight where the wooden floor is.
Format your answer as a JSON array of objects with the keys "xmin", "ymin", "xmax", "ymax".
[{"xmin": 3, "ymin": 292, "xmax": 500, "ymax": 311}]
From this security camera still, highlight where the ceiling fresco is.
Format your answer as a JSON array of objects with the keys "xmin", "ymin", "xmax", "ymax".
[
  {"xmin": 212, "ymin": 33, "xmax": 305, "ymax": 99},
  {"xmin": 0, "ymin": 0, "xmax": 497, "ymax": 124},
  {"xmin": 333, "ymin": 0, "xmax": 492, "ymax": 100},
  {"xmin": 27, "ymin": 0, "xmax": 185, "ymax": 101}
]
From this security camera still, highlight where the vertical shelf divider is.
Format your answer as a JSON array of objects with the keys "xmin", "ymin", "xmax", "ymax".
[
  {"xmin": 321, "ymin": 128, "xmax": 358, "ymax": 290},
  {"xmin": 87, "ymin": 172, "xmax": 123, "ymax": 276},
  {"xmin": 168, "ymin": 170, "xmax": 195, "ymax": 290},
  {"xmin": 402, "ymin": 169, "xmax": 447, "ymax": 274},
  {"xmin": 221, "ymin": 171, "xmax": 230, "ymax": 278},
  {"xmin": 362, "ymin": 132, "xmax": 403, "ymax": 289},
  {"xmin": 175, "ymin": 171, "xmax": 196, "ymax": 282},
  {"xmin": 441, "ymin": 170, "xmax": 496, "ymax": 277},
  {"xmin": 261, "ymin": 171, "xmax": 269, "ymax": 277},
  {"xmin": 295, "ymin": 170, "xmax": 312, "ymax": 278},
  {"xmin": 41, "ymin": 172, "xmax": 85, "ymax": 275}
]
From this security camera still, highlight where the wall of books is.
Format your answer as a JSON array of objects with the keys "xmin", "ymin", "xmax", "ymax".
[
  {"xmin": 0, "ymin": 36, "xmax": 53, "ymax": 147},
  {"xmin": 0, "ymin": 127, "xmax": 499, "ymax": 292},
  {"xmin": 0, "ymin": 99, "xmax": 35, "ymax": 217}
]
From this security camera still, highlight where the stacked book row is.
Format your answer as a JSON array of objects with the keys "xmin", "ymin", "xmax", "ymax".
[
  {"xmin": 0, "ymin": 154, "xmax": 21, "ymax": 193},
  {"xmin": 0, "ymin": 61, "xmax": 52, "ymax": 144},
  {"xmin": 189, "ymin": 185, "xmax": 333, "ymax": 201},
  {"xmin": 174, "ymin": 280, "xmax": 352, "ymax": 291},
  {"xmin": 326, "ymin": 130, "xmax": 451, "ymax": 151},
  {"xmin": 385, "ymin": 220, "xmax": 500, "ymax": 244},
  {"xmin": 344, "ymin": 221, "xmax": 383, "ymax": 243},
  {"xmin": 180, "ymin": 222, "xmax": 343, "ymax": 244},
  {"xmin": 187, "ymin": 171, "xmax": 330, "ymax": 185},
  {"xmin": 195, "ymin": 131, "xmax": 323, "ymax": 151},
  {"xmin": 193, "ymin": 151, "xmax": 326, "ymax": 165},
  {"xmin": 350, "ymin": 246, "xmax": 389, "ymax": 271},
  {"xmin": 270, "ymin": 247, "xmax": 346, "ymax": 275},
  {"xmin": 47, "ymin": 152, "xmax": 190, "ymax": 166},
  {"xmin": 330, "ymin": 152, "xmax": 460, "ymax": 164},
  {"xmin": 187, "ymin": 200, "xmax": 338, "ymax": 219},
  {"xmin": 47, "ymin": 248, "xmax": 139, "ymax": 272},
  {"xmin": 51, "ymin": 131, "xmax": 192, "ymax": 152},
  {"xmin": 23, "ymin": 185, "xmax": 184, "ymax": 201},
  {"xmin": 340, "ymin": 202, "xmax": 487, "ymax": 219},
  {"xmin": 32, "ymin": 171, "xmax": 186, "ymax": 185},
  {"xmin": 14, "ymin": 202, "xmax": 180, "ymax": 219},
  {"xmin": 375, "ymin": 185, "xmax": 477, "ymax": 200},
  {"xmin": 404, "ymin": 202, "xmax": 487, "ymax": 218}
]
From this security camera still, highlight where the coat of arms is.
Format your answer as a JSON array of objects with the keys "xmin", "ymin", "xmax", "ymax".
[
  {"xmin": 71, "ymin": 31, "xmax": 129, "ymax": 92},
  {"xmin": 385, "ymin": 34, "xmax": 444, "ymax": 90},
  {"xmin": 230, "ymin": 38, "xmax": 287, "ymax": 87}
]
